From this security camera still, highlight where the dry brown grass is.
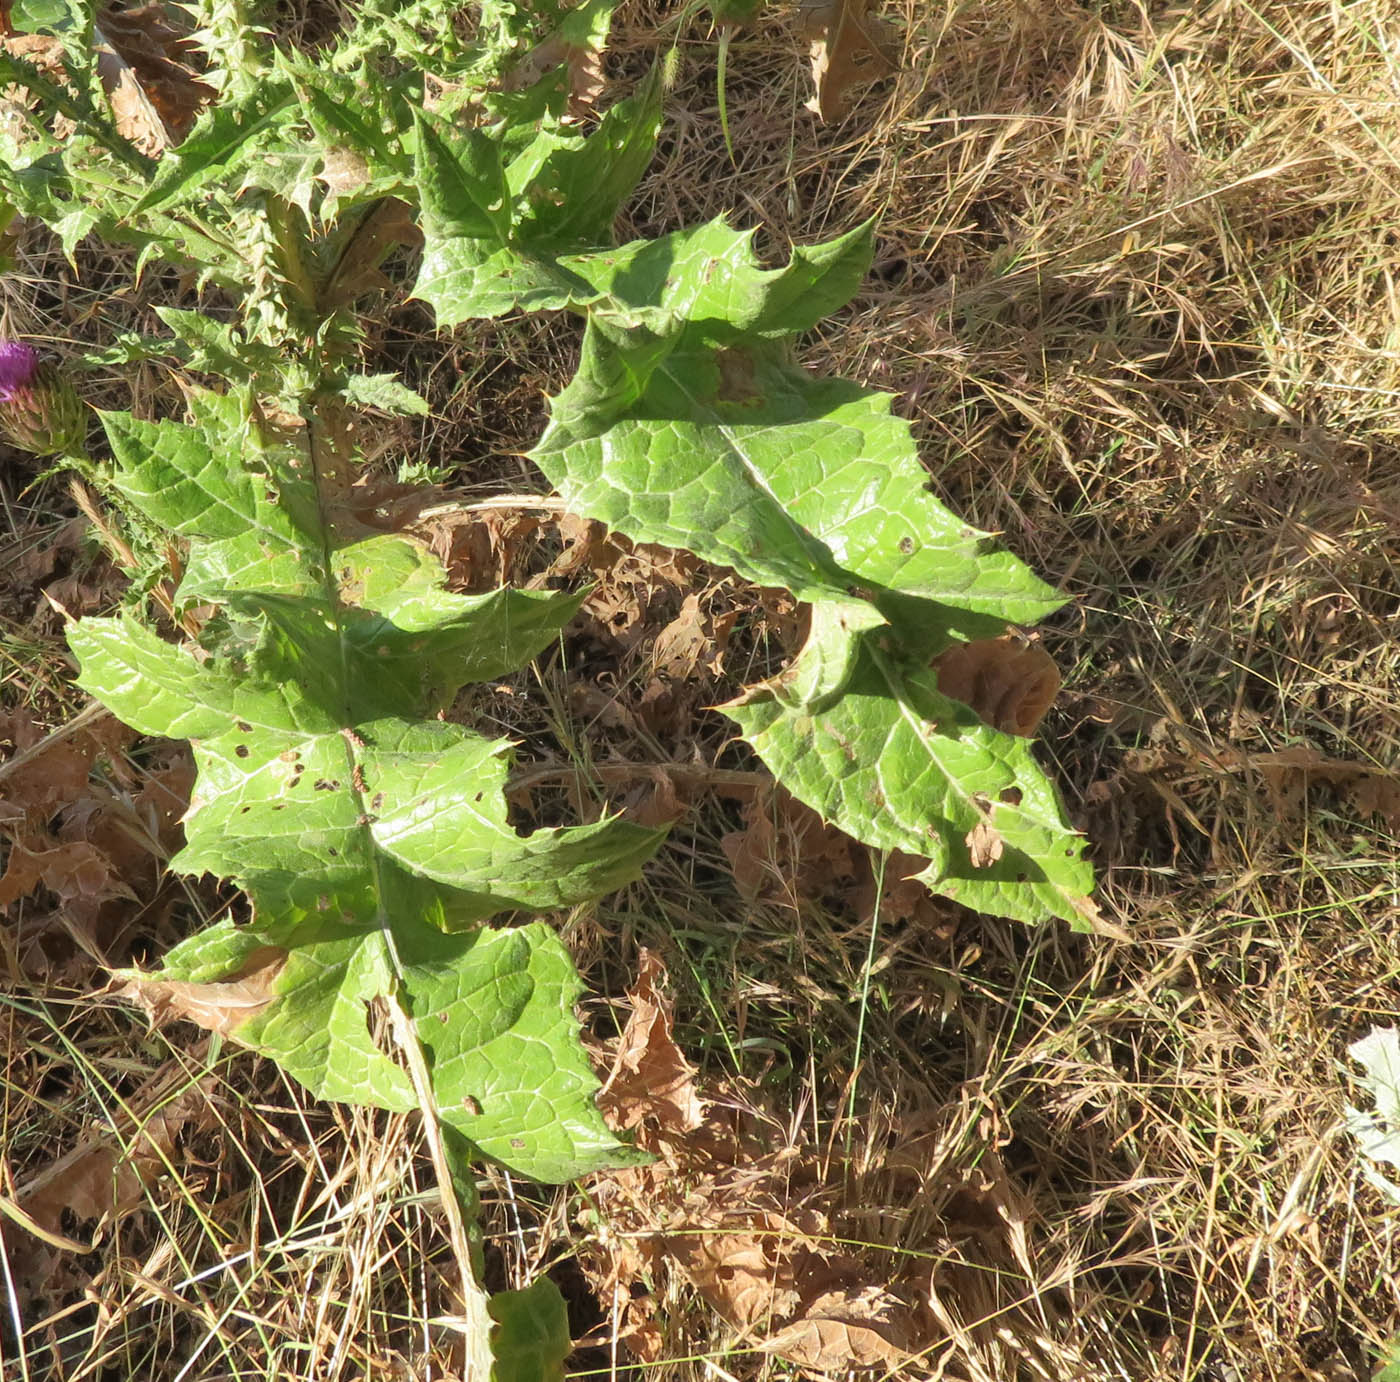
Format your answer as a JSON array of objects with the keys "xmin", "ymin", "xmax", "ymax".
[{"xmin": 5, "ymin": 0, "xmax": 1400, "ymax": 1379}]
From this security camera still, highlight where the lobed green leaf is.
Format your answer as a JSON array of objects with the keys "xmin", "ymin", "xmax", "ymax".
[
  {"xmin": 73, "ymin": 394, "xmax": 665, "ymax": 1181},
  {"xmin": 726, "ymin": 639, "xmax": 1098, "ymax": 929},
  {"xmin": 411, "ymin": 68, "xmax": 662, "ymax": 324}
]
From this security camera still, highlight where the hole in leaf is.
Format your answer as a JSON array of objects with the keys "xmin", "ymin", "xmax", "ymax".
[
  {"xmin": 999, "ymin": 787, "xmax": 1023, "ymax": 807},
  {"xmin": 364, "ymin": 997, "xmax": 398, "ymax": 1065},
  {"xmin": 234, "ymin": 745, "xmax": 250, "ymax": 759}
]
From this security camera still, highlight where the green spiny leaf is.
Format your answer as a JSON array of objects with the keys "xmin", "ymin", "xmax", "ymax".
[
  {"xmin": 154, "ymin": 307, "xmax": 283, "ymax": 381},
  {"xmin": 510, "ymin": 63, "xmax": 663, "ymax": 252},
  {"xmin": 73, "ymin": 395, "xmax": 665, "ymax": 1181},
  {"xmin": 726, "ymin": 639, "xmax": 1098, "ymax": 929},
  {"xmin": 526, "ymin": 216, "xmax": 1092, "ymax": 926},
  {"xmin": 411, "ymin": 67, "xmax": 663, "ymax": 324},
  {"xmin": 132, "ymin": 77, "xmax": 295, "ymax": 216},
  {"xmin": 535, "ymin": 219, "xmax": 1062, "ymax": 652},
  {"xmin": 118, "ymin": 912, "xmax": 640, "ymax": 1181},
  {"xmin": 99, "ymin": 394, "xmax": 319, "ymax": 600},
  {"xmin": 339, "ymin": 372, "xmax": 430, "ymax": 415}
]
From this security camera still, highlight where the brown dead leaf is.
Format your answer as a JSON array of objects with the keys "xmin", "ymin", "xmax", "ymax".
[
  {"xmin": 0, "ymin": 835, "xmax": 134, "ymax": 914},
  {"xmin": 548, "ymin": 513, "xmax": 618, "ymax": 580},
  {"xmin": 1348, "ymin": 772, "xmax": 1400, "ymax": 830},
  {"xmin": 760, "ymin": 1285, "xmax": 916, "ymax": 1370},
  {"xmin": 721, "ymin": 798, "xmax": 778, "ymax": 901},
  {"xmin": 1249, "ymin": 744, "xmax": 1346, "ymax": 816},
  {"xmin": 755, "ymin": 587, "xmax": 804, "ymax": 653},
  {"xmin": 619, "ymin": 766, "xmax": 688, "ymax": 829},
  {"xmin": 650, "ymin": 593, "xmax": 710, "ymax": 680},
  {"xmin": 16, "ymin": 1073, "xmax": 214, "ymax": 1247},
  {"xmin": 635, "ymin": 677, "xmax": 699, "ymax": 740},
  {"xmin": 115, "ymin": 945, "xmax": 287, "ymax": 1038},
  {"xmin": 801, "ymin": 0, "xmax": 899, "ymax": 122},
  {"xmin": 941, "ymin": 1119, "xmax": 1036, "ymax": 1279},
  {"xmin": 0, "ymin": 713, "xmax": 187, "ymax": 971},
  {"xmin": 665, "ymin": 1217, "xmax": 803, "ymax": 1328},
  {"xmin": 933, "ymin": 634, "xmax": 1062, "ymax": 737},
  {"xmin": 132, "ymin": 749, "xmax": 195, "ymax": 854},
  {"xmin": 585, "ymin": 952, "xmax": 938, "ymax": 1371},
  {"xmin": 720, "ymin": 785, "xmax": 859, "ymax": 905},
  {"xmin": 320, "ymin": 197, "xmax": 422, "ymax": 310},
  {"xmin": 422, "ymin": 504, "xmax": 544, "ymax": 591},
  {"xmin": 617, "ymin": 1295, "xmax": 663, "ymax": 1362},
  {"xmin": 95, "ymin": 3, "xmax": 215, "ymax": 154},
  {"xmin": 0, "ymin": 706, "xmax": 125, "ymax": 815},
  {"xmin": 97, "ymin": 38, "xmax": 167, "ymax": 155},
  {"xmin": 846, "ymin": 848, "xmax": 955, "ymax": 931},
  {"xmin": 0, "ymin": 31, "xmax": 63, "ymax": 79},
  {"xmin": 505, "ymin": 32, "xmax": 605, "ymax": 119},
  {"xmin": 1236, "ymin": 745, "xmax": 1400, "ymax": 831},
  {"xmin": 600, "ymin": 948, "xmax": 704, "ymax": 1135},
  {"xmin": 0, "ymin": 833, "xmax": 44, "ymax": 907}
]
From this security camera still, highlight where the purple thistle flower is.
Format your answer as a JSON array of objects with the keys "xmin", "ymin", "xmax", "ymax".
[
  {"xmin": 0, "ymin": 341, "xmax": 39, "ymax": 403},
  {"xmin": 0, "ymin": 339, "xmax": 86, "ymax": 455}
]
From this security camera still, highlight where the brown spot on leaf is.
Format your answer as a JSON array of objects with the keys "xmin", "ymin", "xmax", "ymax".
[{"xmin": 965, "ymin": 816, "xmax": 1004, "ymax": 869}]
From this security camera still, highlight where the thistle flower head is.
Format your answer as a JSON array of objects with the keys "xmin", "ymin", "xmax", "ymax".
[
  {"xmin": 0, "ymin": 340, "xmax": 40, "ymax": 402},
  {"xmin": 0, "ymin": 339, "xmax": 86, "ymax": 456}
]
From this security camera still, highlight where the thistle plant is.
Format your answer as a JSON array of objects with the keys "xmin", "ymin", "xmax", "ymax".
[{"xmin": 0, "ymin": 0, "xmax": 1096, "ymax": 1374}]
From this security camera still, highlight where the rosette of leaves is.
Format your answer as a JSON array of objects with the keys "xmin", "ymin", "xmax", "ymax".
[{"xmin": 69, "ymin": 387, "xmax": 665, "ymax": 1183}]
